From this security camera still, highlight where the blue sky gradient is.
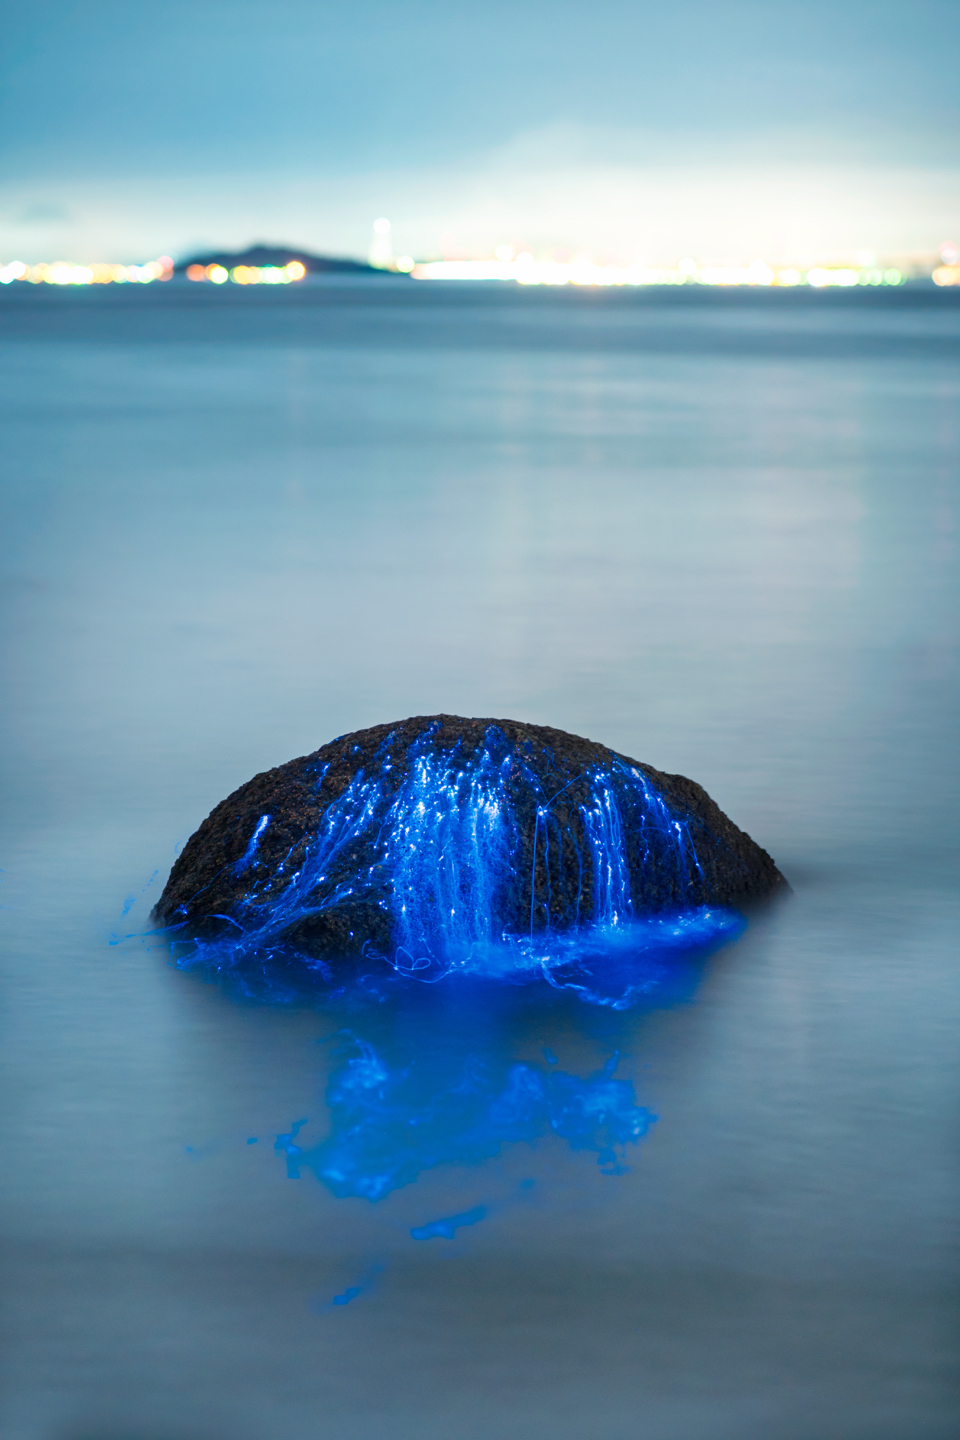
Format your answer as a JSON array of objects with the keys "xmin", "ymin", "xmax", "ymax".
[{"xmin": 2, "ymin": 0, "xmax": 958, "ymax": 262}]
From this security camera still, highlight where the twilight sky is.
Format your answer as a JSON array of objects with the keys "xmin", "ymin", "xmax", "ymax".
[{"xmin": 1, "ymin": 0, "xmax": 958, "ymax": 263}]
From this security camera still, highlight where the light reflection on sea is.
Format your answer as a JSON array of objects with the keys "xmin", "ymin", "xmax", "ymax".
[{"xmin": 0, "ymin": 282, "xmax": 957, "ymax": 1440}]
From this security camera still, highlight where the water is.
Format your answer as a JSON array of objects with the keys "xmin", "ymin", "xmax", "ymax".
[{"xmin": 1, "ymin": 280, "xmax": 958, "ymax": 1439}]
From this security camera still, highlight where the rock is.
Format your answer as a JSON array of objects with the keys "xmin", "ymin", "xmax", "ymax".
[{"xmin": 154, "ymin": 715, "xmax": 786, "ymax": 967}]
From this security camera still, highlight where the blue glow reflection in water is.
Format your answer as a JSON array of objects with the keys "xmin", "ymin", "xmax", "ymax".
[
  {"xmin": 275, "ymin": 1038, "xmax": 653, "ymax": 1202},
  {"xmin": 313, "ymin": 1262, "xmax": 386, "ymax": 1311},
  {"xmin": 411, "ymin": 1206, "xmax": 488, "ymax": 1240}
]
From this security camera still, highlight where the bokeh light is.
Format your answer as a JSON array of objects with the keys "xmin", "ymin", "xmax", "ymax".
[{"xmin": 0, "ymin": 252, "xmax": 925, "ymax": 288}]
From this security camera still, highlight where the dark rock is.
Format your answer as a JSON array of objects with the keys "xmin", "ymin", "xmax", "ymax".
[{"xmin": 154, "ymin": 715, "xmax": 786, "ymax": 965}]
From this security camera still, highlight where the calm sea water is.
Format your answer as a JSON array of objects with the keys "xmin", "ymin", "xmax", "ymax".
[{"xmin": 1, "ymin": 281, "xmax": 958, "ymax": 1440}]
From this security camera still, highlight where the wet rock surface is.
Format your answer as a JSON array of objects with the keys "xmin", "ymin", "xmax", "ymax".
[{"xmin": 154, "ymin": 714, "xmax": 786, "ymax": 963}]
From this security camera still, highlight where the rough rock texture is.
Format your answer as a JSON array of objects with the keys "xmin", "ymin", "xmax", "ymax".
[{"xmin": 154, "ymin": 715, "xmax": 786, "ymax": 962}]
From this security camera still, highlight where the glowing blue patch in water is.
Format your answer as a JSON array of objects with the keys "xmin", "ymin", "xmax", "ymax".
[
  {"xmin": 410, "ymin": 1205, "xmax": 488, "ymax": 1240},
  {"xmin": 313, "ymin": 1262, "xmax": 385, "ymax": 1311},
  {"xmin": 168, "ymin": 726, "xmax": 744, "ymax": 1003},
  {"xmin": 274, "ymin": 1117, "xmax": 309, "ymax": 1177},
  {"xmin": 283, "ymin": 1037, "xmax": 654, "ymax": 1201}
]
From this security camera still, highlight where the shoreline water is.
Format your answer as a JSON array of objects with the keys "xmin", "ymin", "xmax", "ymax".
[{"xmin": 1, "ymin": 280, "xmax": 957, "ymax": 1439}]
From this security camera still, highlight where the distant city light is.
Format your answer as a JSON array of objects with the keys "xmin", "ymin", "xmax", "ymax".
[
  {"xmin": 0, "ymin": 256, "xmax": 174, "ymax": 285},
  {"xmin": 698, "ymin": 261, "xmax": 774, "ymax": 285},
  {"xmin": 369, "ymin": 217, "xmax": 394, "ymax": 270},
  {"xmin": 0, "ymin": 250, "xmax": 942, "ymax": 290},
  {"xmin": 227, "ymin": 263, "xmax": 304, "ymax": 284},
  {"xmin": 183, "ymin": 261, "xmax": 306, "ymax": 283},
  {"xmin": 806, "ymin": 267, "xmax": 858, "ymax": 288},
  {"xmin": 409, "ymin": 256, "xmax": 908, "ymax": 288}
]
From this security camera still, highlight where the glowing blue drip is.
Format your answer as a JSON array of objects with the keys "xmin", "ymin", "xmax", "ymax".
[
  {"xmin": 195, "ymin": 770, "xmax": 390, "ymax": 963},
  {"xmin": 294, "ymin": 770, "xmax": 384, "ymax": 899},
  {"xmin": 623, "ymin": 762, "xmax": 705, "ymax": 892},
  {"xmin": 379, "ymin": 745, "xmax": 516, "ymax": 970},
  {"xmin": 580, "ymin": 776, "xmax": 632, "ymax": 926},
  {"xmin": 233, "ymin": 813, "xmax": 270, "ymax": 875}
]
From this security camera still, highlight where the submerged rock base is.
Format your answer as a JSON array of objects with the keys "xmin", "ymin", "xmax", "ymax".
[{"xmin": 154, "ymin": 715, "xmax": 786, "ymax": 972}]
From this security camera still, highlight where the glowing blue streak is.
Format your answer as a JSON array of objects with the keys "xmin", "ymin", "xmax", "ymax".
[
  {"xmin": 580, "ymin": 776, "xmax": 632, "ymax": 926},
  {"xmin": 380, "ymin": 745, "xmax": 517, "ymax": 974},
  {"xmin": 234, "ymin": 813, "xmax": 270, "ymax": 875}
]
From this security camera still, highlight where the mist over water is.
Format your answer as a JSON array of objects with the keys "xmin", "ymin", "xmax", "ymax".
[{"xmin": 1, "ymin": 282, "xmax": 958, "ymax": 1440}]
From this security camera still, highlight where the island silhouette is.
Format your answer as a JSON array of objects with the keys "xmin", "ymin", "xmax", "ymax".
[{"xmin": 175, "ymin": 243, "xmax": 405, "ymax": 276}]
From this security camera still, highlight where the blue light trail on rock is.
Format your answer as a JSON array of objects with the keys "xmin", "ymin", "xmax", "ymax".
[
  {"xmin": 165, "ymin": 724, "xmax": 745, "ymax": 1001},
  {"xmin": 233, "ymin": 813, "xmax": 270, "ymax": 875},
  {"xmin": 381, "ymin": 742, "xmax": 518, "ymax": 964}
]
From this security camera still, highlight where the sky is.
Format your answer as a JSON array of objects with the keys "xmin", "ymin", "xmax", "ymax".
[{"xmin": 1, "ymin": 0, "xmax": 958, "ymax": 264}]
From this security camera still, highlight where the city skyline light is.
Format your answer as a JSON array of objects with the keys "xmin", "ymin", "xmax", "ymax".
[{"xmin": 3, "ymin": 240, "xmax": 958, "ymax": 288}]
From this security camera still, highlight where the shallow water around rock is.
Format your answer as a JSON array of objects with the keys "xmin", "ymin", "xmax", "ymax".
[{"xmin": 1, "ymin": 282, "xmax": 958, "ymax": 1440}]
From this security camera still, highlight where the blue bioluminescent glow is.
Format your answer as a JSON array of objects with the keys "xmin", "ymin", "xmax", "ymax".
[
  {"xmin": 166, "ymin": 724, "xmax": 744, "ymax": 1003},
  {"xmin": 410, "ymin": 1205, "xmax": 488, "ymax": 1240},
  {"xmin": 275, "ymin": 1117, "xmax": 309, "ymax": 1177},
  {"xmin": 313, "ymin": 1262, "xmax": 385, "ymax": 1311},
  {"xmin": 234, "ymin": 813, "xmax": 270, "ymax": 875},
  {"xmin": 275, "ymin": 1037, "xmax": 654, "ymax": 1202}
]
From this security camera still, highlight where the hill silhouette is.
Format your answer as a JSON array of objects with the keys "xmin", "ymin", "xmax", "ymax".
[{"xmin": 175, "ymin": 243, "xmax": 403, "ymax": 275}]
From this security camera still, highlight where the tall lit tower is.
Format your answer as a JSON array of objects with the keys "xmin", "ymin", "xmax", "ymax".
[{"xmin": 369, "ymin": 218, "xmax": 393, "ymax": 269}]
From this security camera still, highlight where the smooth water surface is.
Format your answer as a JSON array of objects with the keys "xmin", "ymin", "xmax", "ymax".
[{"xmin": 1, "ymin": 282, "xmax": 958, "ymax": 1440}]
